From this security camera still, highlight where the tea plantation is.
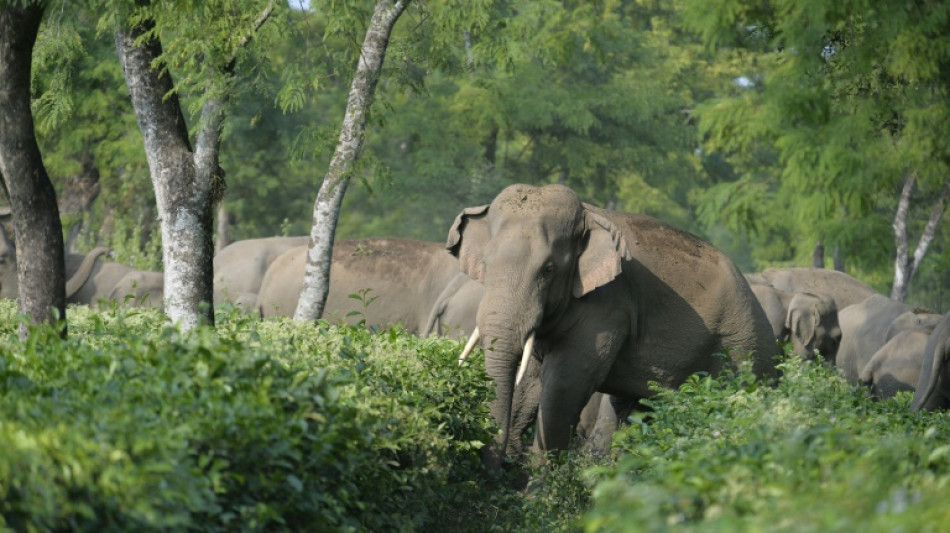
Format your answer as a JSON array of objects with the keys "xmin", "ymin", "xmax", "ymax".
[{"xmin": 1, "ymin": 301, "xmax": 949, "ymax": 532}]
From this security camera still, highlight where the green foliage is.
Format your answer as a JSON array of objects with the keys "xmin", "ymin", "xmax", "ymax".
[
  {"xmin": 9, "ymin": 301, "xmax": 950, "ymax": 531},
  {"xmin": 585, "ymin": 355, "xmax": 950, "ymax": 531},
  {"xmin": 0, "ymin": 301, "xmax": 497, "ymax": 531},
  {"xmin": 683, "ymin": 0, "xmax": 950, "ymax": 302}
]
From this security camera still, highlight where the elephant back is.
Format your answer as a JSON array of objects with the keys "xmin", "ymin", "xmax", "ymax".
[{"xmin": 759, "ymin": 267, "xmax": 877, "ymax": 310}]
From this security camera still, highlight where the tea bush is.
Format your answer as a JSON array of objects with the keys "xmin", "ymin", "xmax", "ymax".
[
  {"xmin": 584, "ymin": 356, "xmax": 950, "ymax": 532},
  {"xmin": 0, "ymin": 302, "xmax": 495, "ymax": 531},
  {"xmin": 8, "ymin": 300, "xmax": 950, "ymax": 532}
]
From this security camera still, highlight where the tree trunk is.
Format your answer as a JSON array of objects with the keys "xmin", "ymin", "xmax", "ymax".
[
  {"xmin": 215, "ymin": 203, "xmax": 233, "ymax": 255},
  {"xmin": 115, "ymin": 3, "xmax": 274, "ymax": 328},
  {"xmin": 833, "ymin": 245, "xmax": 845, "ymax": 272},
  {"xmin": 294, "ymin": 0, "xmax": 410, "ymax": 321},
  {"xmin": 811, "ymin": 240, "xmax": 824, "ymax": 268},
  {"xmin": 116, "ymin": 20, "xmax": 214, "ymax": 329},
  {"xmin": 891, "ymin": 174, "xmax": 914, "ymax": 301},
  {"xmin": 0, "ymin": 3, "xmax": 68, "ymax": 338},
  {"xmin": 890, "ymin": 173, "xmax": 950, "ymax": 302}
]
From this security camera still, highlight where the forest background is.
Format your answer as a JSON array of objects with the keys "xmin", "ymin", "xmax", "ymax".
[{"xmin": 28, "ymin": 0, "xmax": 950, "ymax": 311}]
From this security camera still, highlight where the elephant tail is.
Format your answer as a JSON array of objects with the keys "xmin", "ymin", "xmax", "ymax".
[
  {"xmin": 66, "ymin": 247, "xmax": 110, "ymax": 298},
  {"xmin": 422, "ymin": 273, "xmax": 469, "ymax": 336}
]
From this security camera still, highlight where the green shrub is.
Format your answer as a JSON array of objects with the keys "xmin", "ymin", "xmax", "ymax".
[
  {"xmin": 584, "ymin": 356, "xmax": 950, "ymax": 532},
  {"xmin": 0, "ymin": 302, "xmax": 495, "ymax": 532}
]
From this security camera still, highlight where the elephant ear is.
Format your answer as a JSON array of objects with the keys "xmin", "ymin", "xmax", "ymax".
[
  {"xmin": 574, "ymin": 208, "xmax": 632, "ymax": 298},
  {"xmin": 446, "ymin": 204, "xmax": 490, "ymax": 283},
  {"xmin": 786, "ymin": 299, "xmax": 818, "ymax": 350}
]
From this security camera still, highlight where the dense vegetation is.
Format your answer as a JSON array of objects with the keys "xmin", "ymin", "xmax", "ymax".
[
  {"xmin": 1, "ymin": 300, "xmax": 950, "ymax": 531},
  {"xmin": 26, "ymin": 0, "xmax": 950, "ymax": 310}
]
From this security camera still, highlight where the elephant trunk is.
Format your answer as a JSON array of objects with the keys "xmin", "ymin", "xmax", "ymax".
[
  {"xmin": 480, "ymin": 322, "xmax": 523, "ymax": 456},
  {"xmin": 476, "ymin": 287, "xmax": 543, "ymax": 459},
  {"xmin": 65, "ymin": 247, "xmax": 109, "ymax": 299}
]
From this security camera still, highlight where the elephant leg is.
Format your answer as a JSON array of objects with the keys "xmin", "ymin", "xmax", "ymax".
[
  {"xmin": 534, "ymin": 334, "xmax": 624, "ymax": 452},
  {"xmin": 587, "ymin": 393, "xmax": 620, "ymax": 454}
]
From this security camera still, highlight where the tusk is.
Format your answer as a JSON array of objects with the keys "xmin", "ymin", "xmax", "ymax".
[
  {"xmin": 515, "ymin": 332, "xmax": 535, "ymax": 386},
  {"xmin": 458, "ymin": 327, "xmax": 480, "ymax": 365}
]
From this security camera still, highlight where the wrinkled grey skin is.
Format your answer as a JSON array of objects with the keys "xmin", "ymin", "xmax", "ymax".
[
  {"xmin": 860, "ymin": 321, "xmax": 939, "ymax": 400},
  {"xmin": 754, "ymin": 267, "xmax": 878, "ymax": 311},
  {"xmin": 912, "ymin": 313, "xmax": 950, "ymax": 411},
  {"xmin": 835, "ymin": 294, "xmax": 935, "ymax": 384},
  {"xmin": 213, "ymin": 236, "xmax": 310, "ymax": 310},
  {"xmin": 257, "ymin": 238, "xmax": 472, "ymax": 334},
  {"xmin": 749, "ymin": 284, "xmax": 841, "ymax": 360},
  {"xmin": 449, "ymin": 184, "xmax": 779, "ymax": 461},
  {"xmin": 65, "ymin": 250, "xmax": 163, "ymax": 309}
]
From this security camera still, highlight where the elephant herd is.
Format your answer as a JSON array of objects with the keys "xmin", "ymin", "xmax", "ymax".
[
  {"xmin": 0, "ymin": 225, "xmax": 164, "ymax": 308},
  {"xmin": 222, "ymin": 184, "xmax": 950, "ymax": 460},
  {"xmin": 6, "ymin": 183, "xmax": 950, "ymax": 463}
]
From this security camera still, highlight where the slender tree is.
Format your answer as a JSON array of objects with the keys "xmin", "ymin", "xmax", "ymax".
[
  {"xmin": 294, "ymin": 0, "xmax": 410, "ymax": 321},
  {"xmin": 891, "ymin": 174, "xmax": 950, "ymax": 301},
  {"xmin": 0, "ymin": 1, "xmax": 68, "ymax": 337}
]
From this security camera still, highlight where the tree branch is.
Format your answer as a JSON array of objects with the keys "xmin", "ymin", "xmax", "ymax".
[
  {"xmin": 910, "ymin": 179, "xmax": 950, "ymax": 275},
  {"xmin": 891, "ymin": 173, "xmax": 915, "ymax": 300},
  {"xmin": 225, "ymin": 0, "xmax": 277, "ymax": 72}
]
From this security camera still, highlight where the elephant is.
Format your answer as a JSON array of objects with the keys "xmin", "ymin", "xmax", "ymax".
[
  {"xmin": 0, "ymin": 224, "xmax": 159, "ymax": 308},
  {"xmin": 752, "ymin": 267, "xmax": 878, "ymax": 311},
  {"xmin": 749, "ymin": 284, "xmax": 841, "ymax": 360},
  {"xmin": 213, "ymin": 236, "xmax": 310, "ymax": 309},
  {"xmin": 65, "ymin": 248, "xmax": 164, "ymax": 309},
  {"xmin": 859, "ymin": 320, "xmax": 940, "ymax": 400},
  {"xmin": 422, "ymin": 273, "xmax": 484, "ymax": 339},
  {"xmin": 257, "ymin": 238, "xmax": 474, "ymax": 335},
  {"xmin": 574, "ymin": 392, "xmax": 620, "ymax": 455},
  {"xmin": 449, "ymin": 184, "xmax": 780, "ymax": 460},
  {"xmin": 885, "ymin": 310, "xmax": 943, "ymax": 339},
  {"xmin": 835, "ymin": 294, "xmax": 938, "ymax": 384},
  {"xmin": 0, "ymin": 224, "xmax": 98, "ymax": 300},
  {"xmin": 911, "ymin": 313, "xmax": 950, "ymax": 411}
]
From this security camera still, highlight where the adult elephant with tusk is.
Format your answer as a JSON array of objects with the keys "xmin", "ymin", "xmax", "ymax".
[{"xmin": 449, "ymin": 184, "xmax": 780, "ymax": 460}]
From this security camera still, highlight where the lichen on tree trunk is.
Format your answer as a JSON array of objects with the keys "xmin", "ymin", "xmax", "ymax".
[
  {"xmin": 115, "ymin": 21, "xmax": 215, "ymax": 329},
  {"xmin": 294, "ymin": 0, "xmax": 411, "ymax": 321}
]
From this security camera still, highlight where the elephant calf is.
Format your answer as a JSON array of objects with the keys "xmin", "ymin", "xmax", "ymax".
[
  {"xmin": 860, "ymin": 322, "xmax": 938, "ymax": 400},
  {"xmin": 749, "ymin": 283, "xmax": 841, "ymax": 361}
]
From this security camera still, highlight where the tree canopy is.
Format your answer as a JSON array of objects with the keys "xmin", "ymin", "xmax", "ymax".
[{"xmin": 15, "ymin": 0, "xmax": 950, "ymax": 310}]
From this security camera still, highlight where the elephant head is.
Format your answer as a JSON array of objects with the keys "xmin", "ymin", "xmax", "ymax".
[
  {"xmin": 785, "ymin": 292, "xmax": 841, "ymax": 361},
  {"xmin": 448, "ymin": 184, "xmax": 630, "ymax": 455}
]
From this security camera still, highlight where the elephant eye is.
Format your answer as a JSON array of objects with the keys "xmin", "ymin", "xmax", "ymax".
[{"xmin": 542, "ymin": 262, "xmax": 556, "ymax": 276}]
